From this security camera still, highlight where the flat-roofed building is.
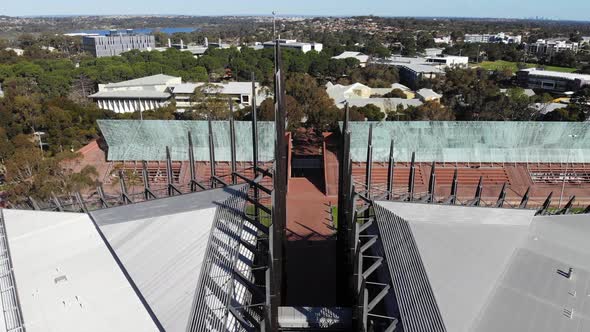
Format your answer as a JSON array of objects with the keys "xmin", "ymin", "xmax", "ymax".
[
  {"xmin": 89, "ymin": 74, "xmax": 181, "ymax": 113},
  {"xmin": 398, "ymin": 63, "xmax": 444, "ymax": 89},
  {"xmin": 332, "ymin": 51, "xmax": 370, "ymax": 67},
  {"xmin": 464, "ymin": 33, "xmax": 522, "ymax": 44},
  {"xmin": 262, "ymin": 39, "xmax": 323, "ymax": 53},
  {"xmin": 517, "ymin": 68, "xmax": 590, "ymax": 93},
  {"xmin": 525, "ymin": 39, "xmax": 580, "ymax": 57},
  {"xmin": 169, "ymin": 81, "xmax": 263, "ymax": 111},
  {"xmin": 425, "ymin": 55, "xmax": 469, "ymax": 68},
  {"xmin": 83, "ymin": 31, "xmax": 155, "ymax": 57}
]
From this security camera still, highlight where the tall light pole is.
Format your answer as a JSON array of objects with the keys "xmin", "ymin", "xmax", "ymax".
[
  {"xmin": 558, "ymin": 134, "xmax": 578, "ymax": 208},
  {"xmin": 272, "ymin": 11, "xmax": 276, "ymax": 41}
]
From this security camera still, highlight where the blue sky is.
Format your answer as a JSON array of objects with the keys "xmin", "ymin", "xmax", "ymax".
[{"xmin": 2, "ymin": 0, "xmax": 589, "ymax": 21}]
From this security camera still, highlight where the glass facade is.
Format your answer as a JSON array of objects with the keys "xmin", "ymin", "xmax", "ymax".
[
  {"xmin": 98, "ymin": 120, "xmax": 276, "ymax": 161},
  {"xmin": 341, "ymin": 121, "xmax": 590, "ymax": 163}
]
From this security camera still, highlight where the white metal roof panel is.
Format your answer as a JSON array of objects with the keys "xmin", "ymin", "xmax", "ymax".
[
  {"xmin": 2, "ymin": 209, "xmax": 159, "ymax": 332},
  {"xmin": 375, "ymin": 201, "xmax": 536, "ymax": 332},
  {"xmin": 90, "ymin": 187, "xmax": 237, "ymax": 331}
]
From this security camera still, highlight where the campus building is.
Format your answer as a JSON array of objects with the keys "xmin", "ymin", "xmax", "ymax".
[
  {"xmin": 517, "ymin": 68, "xmax": 590, "ymax": 93},
  {"xmin": 169, "ymin": 81, "xmax": 263, "ymax": 111},
  {"xmin": 331, "ymin": 51, "xmax": 370, "ymax": 67},
  {"xmin": 262, "ymin": 39, "xmax": 323, "ymax": 53},
  {"xmin": 398, "ymin": 63, "xmax": 445, "ymax": 89},
  {"xmin": 89, "ymin": 74, "xmax": 264, "ymax": 113},
  {"xmin": 464, "ymin": 32, "xmax": 522, "ymax": 44},
  {"xmin": 525, "ymin": 39, "xmax": 580, "ymax": 57},
  {"xmin": 325, "ymin": 82, "xmax": 423, "ymax": 113},
  {"xmin": 82, "ymin": 30, "xmax": 156, "ymax": 57},
  {"xmin": 89, "ymin": 74, "xmax": 180, "ymax": 113}
]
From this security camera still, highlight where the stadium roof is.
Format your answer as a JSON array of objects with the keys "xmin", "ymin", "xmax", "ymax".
[
  {"xmin": 373, "ymin": 202, "xmax": 590, "ymax": 332},
  {"xmin": 0, "ymin": 184, "xmax": 265, "ymax": 332},
  {"xmin": 1, "ymin": 209, "xmax": 159, "ymax": 332},
  {"xmin": 341, "ymin": 121, "xmax": 590, "ymax": 163},
  {"xmin": 90, "ymin": 186, "xmax": 241, "ymax": 331},
  {"xmin": 98, "ymin": 119, "xmax": 276, "ymax": 162}
]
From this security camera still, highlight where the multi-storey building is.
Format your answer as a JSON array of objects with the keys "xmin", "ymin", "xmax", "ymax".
[
  {"xmin": 89, "ymin": 74, "xmax": 180, "ymax": 113},
  {"xmin": 464, "ymin": 33, "xmax": 522, "ymax": 44},
  {"xmin": 262, "ymin": 39, "xmax": 323, "ymax": 53},
  {"xmin": 525, "ymin": 39, "xmax": 580, "ymax": 57},
  {"xmin": 170, "ymin": 82, "xmax": 263, "ymax": 112},
  {"xmin": 517, "ymin": 68, "xmax": 590, "ymax": 93},
  {"xmin": 83, "ymin": 30, "xmax": 155, "ymax": 57}
]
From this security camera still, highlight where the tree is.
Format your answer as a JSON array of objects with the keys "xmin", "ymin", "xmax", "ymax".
[
  {"xmin": 258, "ymin": 96, "xmax": 305, "ymax": 130},
  {"xmin": 408, "ymin": 101, "xmax": 455, "ymax": 120},
  {"xmin": 351, "ymin": 104, "xmax": 385, "ymax": 121},
  {"xmin": 285, "ymin": 73, "xmax": 340, "ymax": 130},
  {"xmin": 189, "ymin": 84, "xmax": 233, "ymax": 119},
  {"xmin": 382, "ymin": 89, "xmax": 407, "ymax": 99}
]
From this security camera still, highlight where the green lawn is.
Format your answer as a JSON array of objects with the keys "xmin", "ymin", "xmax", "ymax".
[{"xmin": 475, "ymin": 60, "xmax": 577, "ymax": 73}]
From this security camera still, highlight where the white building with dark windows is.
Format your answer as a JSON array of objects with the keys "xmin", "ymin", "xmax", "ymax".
[
  {"xmin": 262, "ymin": 39, "xmax": 323, "ymax": 53},
  {"xmin": 83, "ymin": 30, "xmax": 156, "ymax": 57},
  {"xmin": 525, "ymin": 39, "xmax": 580, "ymax": 57},
  {"xmin": 517, "ymin": 68, "xmax": 590, "ymax": 93},
  {"xmin": 464, "ymin": 33, "xmax": 522, "ymax": 44},
  {"xmin": 89, "ymin": 74, "xmax": 180, "ymax": 113},
  {"xmin": 425, "ymin": 55, "xmax": 469, "ymax": 68},
  {"xmin": 169, "ymin": 82, "xmax": 265, "ymax": 111}
]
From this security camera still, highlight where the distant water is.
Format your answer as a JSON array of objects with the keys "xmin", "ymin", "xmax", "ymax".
[{"xmin": 69, "ymin": 27, "xmax": 199, "ymax": 35}]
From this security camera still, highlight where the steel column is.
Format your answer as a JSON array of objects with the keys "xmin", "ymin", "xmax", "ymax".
[
  {"xmin": 251, "ymin": 73, "xmax": 260, "ymax": 223},
  {"xmin": 472, "ymin": 176, "xmax": 483, "ymax": 206},
  {"xmin": 427, "ymin": 161, "xmax": 436, "ymax": 203},
  {"xmin": 407, "ymin": 152, "xmax": 415, "ymax": 201},
  {"xmin": 495, "ymin": 182, "xmax": 507, "ymax": 208},
  {"xmin": 208, "ymin": 117, "xmax": 217, "ymax": 188},
  {"xmin": 519, "ymin": 186, "xmax": 530, "ymax": 209},
  {"xmin": 229, "ymin": 99, "xmax": 237, "ymax": 185},
  {"xmin": 365, "ymin": 124, "xmax": 373, "ymax": 199},
  {"xmin": 537, "ymin": 192, "xmax": 553, "ymax": 216},
  {"xmin": 386, "ymin": 139, "xmax": 395, "ymax": 200}
]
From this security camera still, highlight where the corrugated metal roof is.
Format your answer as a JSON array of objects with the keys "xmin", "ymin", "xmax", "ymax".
[
  {"xmin": 97, "ymin": 120, "xmax": 275, "ymax": 161},
  {"xmin": 373, "ymin": 203, "xmax": 447, "ymax": 332},
  {"xmin": 342, "ymin": 121, "xmax": 590, "ymax": 163},
  {"xmin": 473, "ymin": 214, "xmax": 590, "ymax": 332},
  {"xmin": 375, "ymin": 202, "xmax": 535, "ymax": 332},
  {"xmin": 103, "ymin": 74, "xmax": 180, "ymax": 88},
  {"xmin": 89, "ymin": 90, "xmax": 171, "ymax": 99},
  {"xmin": 90, "ymin": 187, "xmax": 240, "ymax": 332},
  {"xmin": 170, "ymin": 82, "xmax": 259, "ymax": 95},
  {"xmin": 375, "ymin": 202, "xmax": 590, "ymax": 332},
  {"xmin": 2, "ymin": 209, "xmax": 159, "ymax": 332}
]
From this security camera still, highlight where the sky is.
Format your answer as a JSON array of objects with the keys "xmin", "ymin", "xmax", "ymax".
[{"xmin": 1, "ymin": 0, "xmax": 590, "ymax": 21}]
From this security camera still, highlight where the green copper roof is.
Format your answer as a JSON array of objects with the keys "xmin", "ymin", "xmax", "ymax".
[
  {"xmin": 341, "ymin": 121, "xmax": 590, "ymax": 163},
  {"xmin": 98, "ymin": 120, "xmax": 275, "ymax": 161}
]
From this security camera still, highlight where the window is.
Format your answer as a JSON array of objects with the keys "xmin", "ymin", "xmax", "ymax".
[{"xmin": 241, "ymin": 95, "xmax": 250, "ymax": 104}]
